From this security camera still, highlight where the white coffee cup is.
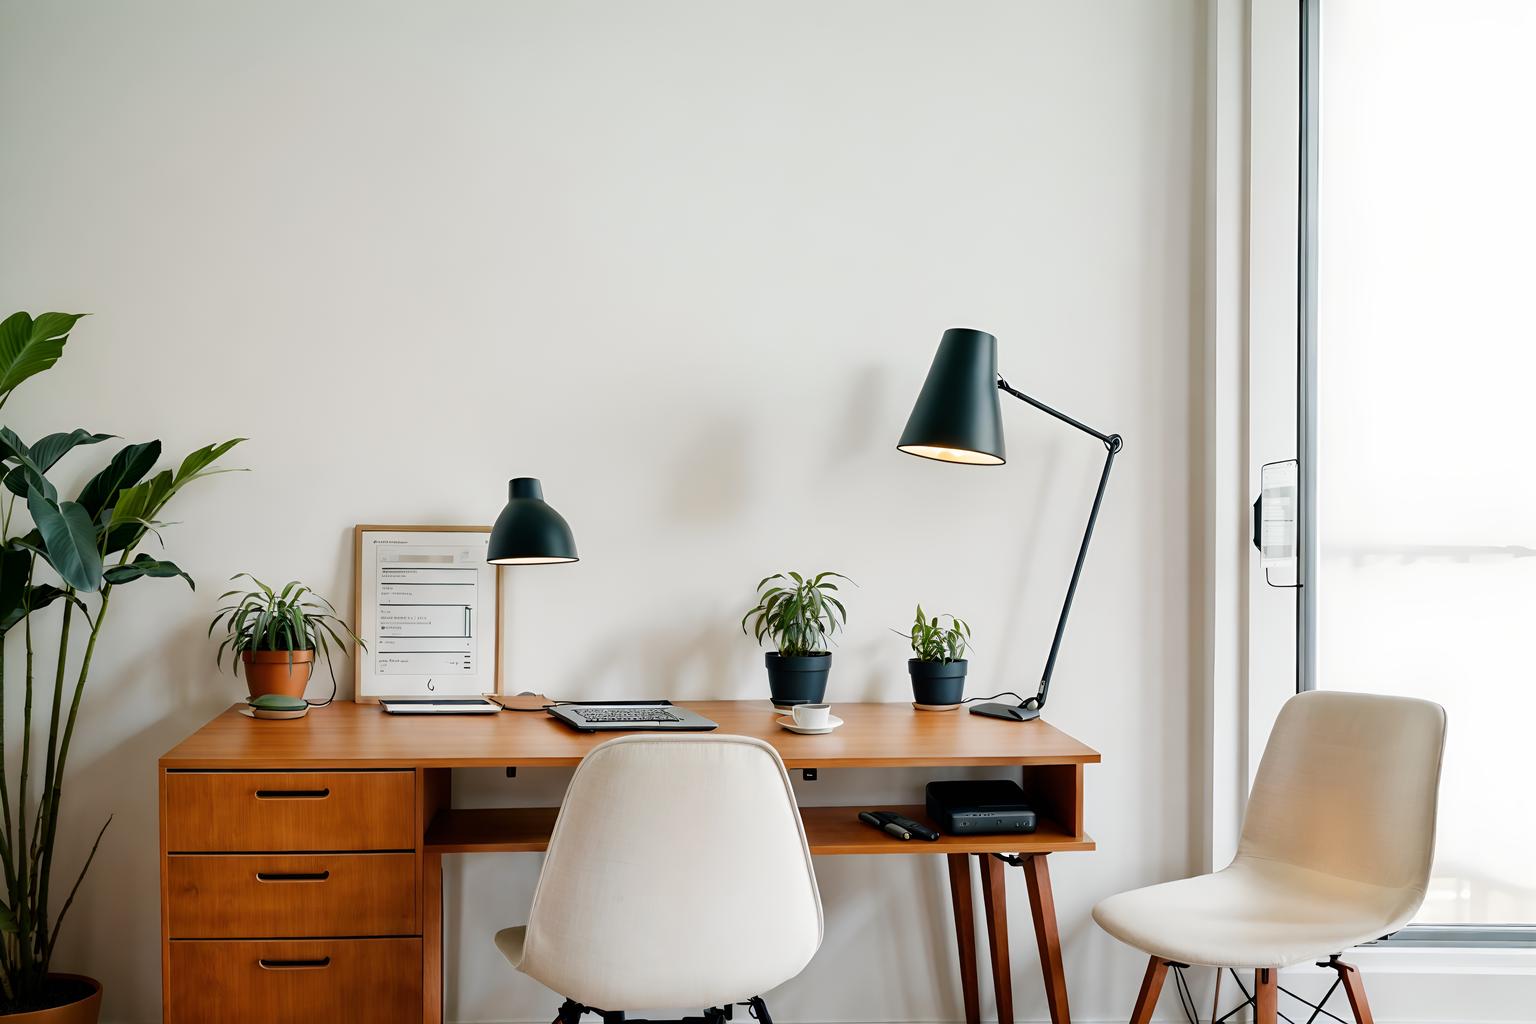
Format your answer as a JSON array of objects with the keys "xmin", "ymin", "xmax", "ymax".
[{"xmin": 791, "ymin": 703, "xmax": 832, "ymax": 729}]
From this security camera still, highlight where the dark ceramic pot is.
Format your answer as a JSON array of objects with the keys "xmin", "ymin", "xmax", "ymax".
[
  {"xmin": 1, "ymin": 974, "xmax": 102, "ymax": 1023},
  {"xmin": 765, "ymin": 652, "xmax": 831, "ymax": 709},
  {"xmin": 909, "ymin": 658, "xmax": 967, "ymax": 709}
]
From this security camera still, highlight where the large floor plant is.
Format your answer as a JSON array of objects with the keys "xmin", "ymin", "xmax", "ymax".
[{"xmin": 0, "ymin": 312, "xmax": 243, "ymax": 1011}]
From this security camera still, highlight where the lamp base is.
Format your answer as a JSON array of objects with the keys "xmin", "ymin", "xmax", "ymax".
[{"xmin": 968, "ymin": 701, "xmax": 1042, "ymax": 723}]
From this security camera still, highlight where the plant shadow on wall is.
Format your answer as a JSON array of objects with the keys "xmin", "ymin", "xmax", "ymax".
[{"xmin": 0, "ymin": 313, "xmax": 243, "ymax": 1017}]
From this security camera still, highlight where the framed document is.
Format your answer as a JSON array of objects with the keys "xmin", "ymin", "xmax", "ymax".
[{"xmin": 353, "ymin": 525, "xmax": 502, "ymax": 702}]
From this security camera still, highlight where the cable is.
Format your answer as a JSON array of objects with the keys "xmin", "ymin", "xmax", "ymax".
[
  {"xmin": 305, "ymin": 669, "xmax": 338, "ymax": 708},
  {"xmin": 961, "ymin": 691, "xmax": 1028, "ymax": 706},
  {"xmin": 497, "ymin": 692, "xmax": 574, "ymax": 712},
  {"xmin": 1172, "ymin": 966, "xmax": 1200, "ymax": 1024}
]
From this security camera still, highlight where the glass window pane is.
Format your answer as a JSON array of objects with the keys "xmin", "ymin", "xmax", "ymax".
[{"xmin": 1317, "ymin": 0, "xmax": 1536, "ymax": 926}]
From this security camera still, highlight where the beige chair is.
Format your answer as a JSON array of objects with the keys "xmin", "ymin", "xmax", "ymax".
[
  {"xmin": 1094, "ymin": 691, "xmax": 1446, "ymax": 1024},
  {"xmin": 495, "ymin": 733, "xmax": 823, "ymax": 1024}
]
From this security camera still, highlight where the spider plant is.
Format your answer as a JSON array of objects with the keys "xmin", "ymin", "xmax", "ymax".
[
  {"xmin": 898, "ymin": 605, "xmax": 972, "ymax": 663},
  {"xmin": 740, "ymin": 571, "xmax": 850, "ymax": 656},
  {"xmin": 208, "ymin": 575, "xmax": 362, "ymax": 695}
]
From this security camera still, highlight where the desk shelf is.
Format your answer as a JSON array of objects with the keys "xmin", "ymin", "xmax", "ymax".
[{"xmin": 424, "ymin": 804, "xmax": 1094, "ymax": 856}]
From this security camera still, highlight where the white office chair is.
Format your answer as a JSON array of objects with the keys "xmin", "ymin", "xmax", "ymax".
[
  {"xmin": 495, "ymin": 734, "xmax": 823, "ymax": 1024},
  {"xmin": 1094, "ymin": 690, "xmax": 1446, "ymax": 1024}
]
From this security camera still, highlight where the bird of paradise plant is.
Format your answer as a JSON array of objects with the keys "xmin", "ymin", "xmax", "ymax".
[{"xmin": 0, "ymin": 311, "xmax": 244, "ymax": 1012}]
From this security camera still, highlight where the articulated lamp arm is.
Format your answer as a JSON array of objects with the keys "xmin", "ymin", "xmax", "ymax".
[{"xmin": 988, "ymin": 377, "xmax": 1122, "ymax": 721}]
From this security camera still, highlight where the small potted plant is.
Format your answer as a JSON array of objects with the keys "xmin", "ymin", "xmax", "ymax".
[
  {"xmin": 741, "ymin": 571, "xmax": 849, "ymax": 709},
  {"xmin": 899, "ymin": 605, "xmax": 972, "ymax": 710},
  {"xmin": 209, "ymin": 575, "xmax": 363, "ymax": 703}
]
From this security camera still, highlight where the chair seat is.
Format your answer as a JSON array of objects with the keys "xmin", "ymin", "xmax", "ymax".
[
  {"xmin": 1092, "ymin": 858, "xmax": 1419, "ymax": 969},
  {"xmin": 494, "ymin": 926, "xmax": 527, "ymax": 968}
]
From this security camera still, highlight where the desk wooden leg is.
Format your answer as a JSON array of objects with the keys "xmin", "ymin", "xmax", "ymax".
[
  {"xmin": 978, "ymin": 854, "xmax": 1014, "ymax": 1024},
  {"xmin": 424, "ymin": 850, "xmax": 443, "ymax": 1024},
  {"xmin": 946, "ymin": 853, "xmax": 981, "ymax": 1024},
  {"xmin": 1020, "ymin": 853, "xmax": 1070, "ymax": 1024}
]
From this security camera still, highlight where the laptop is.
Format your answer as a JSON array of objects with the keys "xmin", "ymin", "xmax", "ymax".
[{"xmin": 547, "ymin": 700, "xmax": 718, "ymax": 732}]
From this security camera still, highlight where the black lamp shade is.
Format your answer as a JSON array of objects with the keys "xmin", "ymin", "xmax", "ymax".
[
  {"xmin": 487, "ymin": 478, "xmax": 578, "ymax": 564},
  {"xmin": 897, "ymin": 327, "xmax": 1006, "ymax": 465}
]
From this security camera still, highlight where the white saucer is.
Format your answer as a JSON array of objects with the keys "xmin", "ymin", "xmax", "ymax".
[{"xmin": 776, "ymin": 714, "xmax": 844, "ymax": 735}]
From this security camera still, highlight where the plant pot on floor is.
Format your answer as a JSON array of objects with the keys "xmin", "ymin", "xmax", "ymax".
[
  {"xmin": 241, "ymin": 649, "xmax": 314, "ymax": 700},
  {"xmin": 765, "ymin": 652, "xmax": 831, "ymax": 709},
  {"xmin": 909, "ymin": 658, "xmax": 967, "ymax": 710},
  {"xmin": 2, "ymin": 974, "xmax": 102, "ymax": 1024}
]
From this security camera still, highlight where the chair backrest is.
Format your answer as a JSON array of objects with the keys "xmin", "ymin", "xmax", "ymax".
[
  {"xmin": 1238, "ymin": 690, "xmax": 1446, "ymax": 893},
  {"xmin": 519, "ymin": 734, "xmax": 823, "ymax": 1011}
]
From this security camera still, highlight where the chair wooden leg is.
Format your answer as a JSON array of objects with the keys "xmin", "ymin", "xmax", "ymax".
[
  {"xmin": 1130, "ymin": 957, "xmax": 1169, "ymax": 1024},
  {"xmin": 945, "ymin": 853, "xmax": 981, "ymax": 1024},
  {"xmin": 1255, "ymin": 968, "xmax": 1278, "ymax": 1024},
  {"xmin": 978, "ymin": 854, "xmax": 1014, "ymax": 1024},
  {"xmin": 1020, "ymin": 853, "xmax": 1071, "ymax": 1024},
  {"xmin": 1332, "ymin": 961, "xmax": 1375, "ymax": 1024}
]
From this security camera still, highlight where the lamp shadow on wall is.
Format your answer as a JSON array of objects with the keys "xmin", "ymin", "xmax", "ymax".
[
  {"xmin": 825, "ymin": 364, "xmax": 890, "ymax": 466},
  {"xmin": 995, "ymin": 442, "xmax": 1064, "ymax": 680}
]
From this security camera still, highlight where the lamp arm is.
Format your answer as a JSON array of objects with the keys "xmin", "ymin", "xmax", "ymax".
[
  {"xmin": 997, "ymin": 376, "xmax": 1116, "ymax": 446},
  {"xmin": 997, "ymin": 378, "xmax": 1122, "ymax": 714}
]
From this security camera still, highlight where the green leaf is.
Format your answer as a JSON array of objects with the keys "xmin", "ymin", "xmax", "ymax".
[
  {"xmin": 28, "ymin": 491, "xmax": 103, "ymax": 591},
  {"xmin": 0, "ymin": 900, "xmax": 15, "ymax": 933},
  {"xmin": 0, "ymin": 427, "xmax": 56, "ymax": 501},
  {"xmin": 3, "ymin": 429, "xmax": 114, "ymax": 498},
  {"xmin": 77, "ymin": 439, "xmax": 161, "ymax": 519},
  {"xmin": 0, "ymin": 311, "xmax": 84, "ymax": 399},
  {"xmin": 0, "ymin": 546, "xmax": 30, "ymax": 633},
  {"xmin": 174, "ymin": 438, "xmax": 245, "ymax": 485},
  {"xmin": 108, "ymin": 469, "xmax": 171, "ymax": 528},
  {"xmin": 102, "ymin": 554, "xmax": 193, "ymax": 589},
  {"xmin": 26, "ymin": 429, "xmax": 115, "ymax": 472}
]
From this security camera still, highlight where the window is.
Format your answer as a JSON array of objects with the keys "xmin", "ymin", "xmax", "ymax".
[{"xmin": 1304, "ymin": 0, "xmax": 1536, "ymax": 933}]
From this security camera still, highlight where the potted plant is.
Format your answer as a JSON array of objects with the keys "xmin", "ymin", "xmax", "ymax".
[
  {"xmin": 209, "ymin": 575, "xmax": 362, "ymax": 704},
  {"xmin": 899, "ymin": 605, "xmax": 972, "ymax": 710},
  {"xmin": 741, "ymin": 571, "xmax": 849, "ymax": 709},
  {"xmin": 0, "ymin": 311, "xmax": 243, "ymax": 1020}
]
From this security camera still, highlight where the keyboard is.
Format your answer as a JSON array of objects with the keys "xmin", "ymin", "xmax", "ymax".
[{"xmin": 573, "ymin": 707, "xmax": 684, "ymax": 724}]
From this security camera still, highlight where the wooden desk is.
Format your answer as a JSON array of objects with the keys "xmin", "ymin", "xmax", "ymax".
[{"xmin": 159, "ymin": 701, "xmax": 1099, "ymax": 1024}]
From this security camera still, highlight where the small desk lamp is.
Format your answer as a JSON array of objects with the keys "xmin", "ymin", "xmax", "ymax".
[
  {"xmin": 897, "ymin": 328, "xmax": 1122, "ymax": 722},
  {"xmin": 488, "ymin": 478, "xmax": 578, "ymax": 564}
]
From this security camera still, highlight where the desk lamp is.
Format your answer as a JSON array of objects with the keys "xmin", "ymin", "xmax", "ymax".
[
  {"xmin": 897, "ymin": 328, "xmax": 1121, "ymax": 722},
  {"xmin": 488, "ymin": 478, "xmax": 578, "ymax": 564}
]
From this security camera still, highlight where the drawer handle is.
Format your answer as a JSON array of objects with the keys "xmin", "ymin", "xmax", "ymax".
[
  {"xmin": 256, "ymin": 870, "xmax": 330, "ymax": 883},
  {"xmin": 258, "ymin": 957, "xmax": 332, "ymax": 971},
  {"xmin": 254, "ymin": 788, "xmax": 331, "ymax": 800}
]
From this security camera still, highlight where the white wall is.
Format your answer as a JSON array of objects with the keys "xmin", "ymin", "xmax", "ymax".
[{"xmin": 0, "ymin": 2, "xmax": 1204, "ymax": 1021}]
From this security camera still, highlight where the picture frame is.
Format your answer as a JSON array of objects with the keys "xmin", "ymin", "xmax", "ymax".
[{"xmin": 352, "ymin": 524, "xmax": 504, "ymax": 703}]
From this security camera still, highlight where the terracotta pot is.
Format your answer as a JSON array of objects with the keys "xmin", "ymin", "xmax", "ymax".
[
  {"xmin": 242, "ymin": 649, "xmax": 315, "ymax": 699},
  {"xmin": 1, "ymin": 975, "xmax": 102, "ymax": 1023}
]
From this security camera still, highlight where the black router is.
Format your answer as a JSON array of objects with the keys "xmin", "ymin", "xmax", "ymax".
[{"xmin": 925, "ymin": 779, "xmax": 1038, "ymax": 836}]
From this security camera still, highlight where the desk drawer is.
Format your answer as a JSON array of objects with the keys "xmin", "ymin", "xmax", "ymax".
[
  {"xmin": 163, "ymin": 771, "xmax": 416, "ymax": 852},
  {"xmin": 166, "ymin": 853, "xmax": 416, "ymax": 938},
  {"xmin": 167, "ymin": 938, "xmax": 421, "ymax": 1024}
]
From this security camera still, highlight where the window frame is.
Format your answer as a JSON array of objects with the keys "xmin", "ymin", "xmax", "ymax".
[{"xmin": 1296, "ymin": 0, "xmax": 1536, "ymax": 950}]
